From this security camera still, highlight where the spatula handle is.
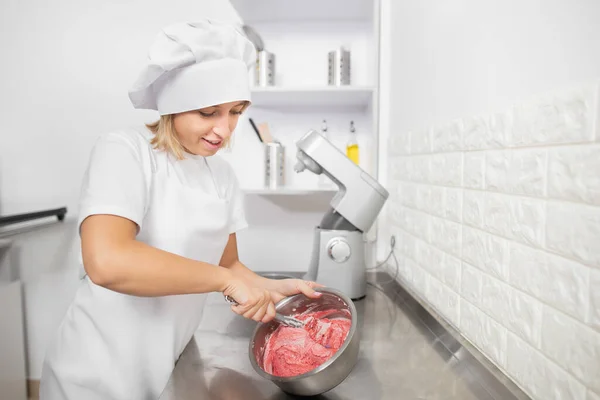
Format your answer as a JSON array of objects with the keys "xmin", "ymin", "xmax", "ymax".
[{"xmin": 223, "ymin": 295, "xmax": 304, "ymax": 328}]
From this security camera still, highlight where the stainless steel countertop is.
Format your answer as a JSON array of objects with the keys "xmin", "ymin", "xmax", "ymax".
[{"xmin": 159, "ymin": 272, "xmax": 530, "ymax": 400}]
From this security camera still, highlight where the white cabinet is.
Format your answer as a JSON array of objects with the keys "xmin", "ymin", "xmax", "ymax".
[
  {"xmin": 227, "ymin": 0, "xmax": 382, "ymax": 193},
  {"xmin": 0, "ymin": 241, "xmax": 28, "ymax": 400}
]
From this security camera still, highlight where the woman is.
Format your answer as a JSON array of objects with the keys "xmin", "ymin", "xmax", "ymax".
[{"xmin": 40, "ymin": 19, "xmax": 321, "ymax": 400}]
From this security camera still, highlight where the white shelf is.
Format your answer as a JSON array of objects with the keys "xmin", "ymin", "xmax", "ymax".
[
  {"xmin": 242, "ymin": 188, "xmax": 336, "ymax": 195},
  {"xmin": 231, "ymin": 0, "xmax": 374, "ymax": 23},
  {"xmin": 249, "ymin": 86, "xmax": 374, "ymax": 110}
]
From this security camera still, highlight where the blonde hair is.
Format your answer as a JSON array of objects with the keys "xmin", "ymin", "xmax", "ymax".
[
  {"xmin": 146, "ymin": 115, "xmax": 186, "ymax": 160},
  {"xmin": 145, "ymin": 113, "xmax": 236, "ymax": 160}
]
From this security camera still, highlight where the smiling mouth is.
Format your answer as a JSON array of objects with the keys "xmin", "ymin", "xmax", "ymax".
[{"xmin": 202, "ymin": 138, "xmax": 222, "ymax": 146}]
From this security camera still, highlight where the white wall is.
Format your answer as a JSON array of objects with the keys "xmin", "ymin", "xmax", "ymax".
[
  {"xmin": 0, "ymin": 0, "xmax": 243, "ymax": 216},
  {"xmin": 382, "ymin": 1, "xmax": 600, "ymax": 399}
]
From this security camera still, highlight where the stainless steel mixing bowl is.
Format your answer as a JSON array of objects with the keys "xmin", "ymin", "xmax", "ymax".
[{"xmin": 249, "ymin": 287, "xmax": 359, "ymax": 396}]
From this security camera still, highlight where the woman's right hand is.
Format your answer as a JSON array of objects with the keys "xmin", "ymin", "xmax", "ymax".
[{"xmin": 223, "ymin": 278, "xmax": 276, "ymax": 323}]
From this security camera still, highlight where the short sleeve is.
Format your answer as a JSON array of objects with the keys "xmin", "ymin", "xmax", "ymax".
[
  {"xmin": 77, "ymin": 131, "xmax": 148, "ymax": 233},
  {"xmin": 225, "ymin": 164, "xmax": 248, "ymax": 234}
]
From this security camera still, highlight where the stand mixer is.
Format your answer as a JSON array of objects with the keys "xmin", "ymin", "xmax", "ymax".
[{"xmin": 293, "ymin": 129, "xmax": 389, "ymax": 300}]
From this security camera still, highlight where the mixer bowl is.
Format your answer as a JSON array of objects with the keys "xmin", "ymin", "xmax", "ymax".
[{"xmin": 249, "ymin": 287, "xmax": 359, "ymax": 396}]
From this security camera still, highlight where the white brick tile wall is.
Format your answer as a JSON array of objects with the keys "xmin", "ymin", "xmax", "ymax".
[
  {"xmin": 483, "ymin": 193, "xmax": 545, "ymax": 247},
  {"xmin": 507, "ymin": 332, "xmax": 587, "ymax": 400},
  {"xmin": 463, "ymin": 114, "xmax": 506, "ymax": 150},
  {"xmin": 462, "ymin": 190, "xmax": 485, "ymax": 228},
  {"xmin": 398, "ymin": 182, "xmax": 418, "ymax": 209},
  {"xmin": 432, "ymin": 120, "xmax": 463, "ymax": 153},
  {"xmin": 428, "ymin": 186, "xmax": 445, "ymax": 218},
  {"xmin": 509, "ymin": 242, "xmax": 590, "ymax": 322},
  {"xmin": 463, "ymin": 152, "xmax": 486, "ymax": 189},
  {"xmin": 416, "ymin": 185, "xmax": 432, "ymax": 212},
  {"xmin": 487, "ymin": 111, "xmax": 511, "ymax": 148},
  {"xmin": 509, "ymin": 196, "xmax": 545, "ymax": 247},
  {"xmin": 541, "ymin": 308, "xmax": 600, "ymax": 392},
  {"xmin": 430, "ymin": 216, "xmax": 462, "ymax": 257},
  {"xmin": 388, "ymin": 182, "xmax": 399, "ymax": 202},
  {"xmin": 548, "ymin": 145, "xmax": 600, "ymax": 206},
  {"xmin": 444, "ymin": 187, "xmax": 463, "ymax": 223},
  {"xmin": 462, "ymin": 115, "xmax": 489, "ymax": 150},
  {"xmin": 485, "ymin": 149, "xmax": 547, "ymax": 197},
  {"xmin": 386, "ymin": 81, "xmax": 600, "ymax": 400},
  {"xmin": 389, "ymin": 157, "xmax": 408, "ymax": 179},
  {"xmin": 402, "ymin": 207, "xmax": 431, "ymax": 242},
  {"xmin": 482, "ymin": 193, "xmax": 513, "ymax": 238},
  {"xmin": 394, "ymin": 253, "xmax": 411, "ymax": 280},
  {"xmin": 441, "ymin": 253, "xmax": 461, "ymax": 292},
  {"xmin": 509, "ymin": 85, "xmax": 595, "ymax": 146},
  {"xmin": 430, "ymin": 153, "xmax": 463, "ymax": 186},
  {"xmin": 415, "ymin": 239, "xmax": 443, "ymax": 275},
  {"xmin": 415, "ymin": 241, "xmax": 462, "ymax": 293},
  {"xmin": 460, "ymin": 298, "xmax": 507, "ymax": 368},
  {"xmin": 426, "ymin": 275, "xmax": 460, "ymax": 327},
  {"xmin": 392, "ymin": 253, "xmax": 408, "ymax": 280},
  {"xmin": 546, "ymin": 201, "xmax": 600, "ymax": 268},
  {"xmin": 404, "ymin": 257, "xmax": 428, "ymax": 297},
  {"xmin": 462, "ymin": 227, "xmax": 509, "ymax": 281},
  {"xmin": 397, "ymin": 230, "xmax": 417, "ymax": 261},
  {"xmin": 461, "ymin": 262, "xmax": 483, "ymax": 306},
  {"xmin": 389, "ymin": 201, "xmax": 403, "ymax": 226},
  {"xmin": 479, "ymin": 273, "xmax": 543, "ymax": 348},
  {"xmin": 409, "ymin": 155, "xmax": 431, "ymax": 183}
]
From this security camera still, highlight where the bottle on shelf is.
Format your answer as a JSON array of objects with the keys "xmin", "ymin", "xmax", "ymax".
[{"xmin": 346, "ymin": 120, "xmax": 359, "ymax": 165}]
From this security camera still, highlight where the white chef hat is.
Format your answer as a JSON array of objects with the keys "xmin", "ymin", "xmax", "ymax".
[{"xmin": 128, "ymin": 19, "xmax": 256, "ymax": 115}]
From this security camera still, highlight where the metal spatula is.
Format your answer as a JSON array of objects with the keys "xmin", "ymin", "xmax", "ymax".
[{"xmin": 224, "ymin": 295, "xmax": 305, "ymax": 328}]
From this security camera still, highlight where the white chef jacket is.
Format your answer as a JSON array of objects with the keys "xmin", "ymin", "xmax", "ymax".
[{"xmin": 39, "ymin": 126, "xmax": 247, "ymax": 400}]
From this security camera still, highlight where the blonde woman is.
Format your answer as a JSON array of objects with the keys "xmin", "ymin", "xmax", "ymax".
[{"xmin": 40, "ymin": 20, "xmax": 321, "ymax": 400}]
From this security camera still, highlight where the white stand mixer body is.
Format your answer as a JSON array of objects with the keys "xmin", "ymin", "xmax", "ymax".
[
  {"xmin": 293, "ymin": 129, "xmax": 389, "ymax": 300},
  {"xmin": 304, "ymin": 228, "xmax": 367, "ymax": 300}
]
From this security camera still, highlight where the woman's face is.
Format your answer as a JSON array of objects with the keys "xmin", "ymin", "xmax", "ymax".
[{"xmin": 173, "ymin": 100, "xmax": 248, "ymax": 157}]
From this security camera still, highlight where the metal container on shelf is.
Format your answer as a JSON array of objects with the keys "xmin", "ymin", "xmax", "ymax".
[
  {"xmin": 264, "ymin": 142, "xmax": 285, "ymax": 189},
  {"xmin": 328, "ymin": 47, "xmax": 351, "ymax": 86},
  {"xmin": 254, "ymin": 50, "xmax": 276, "ymax": 87}
]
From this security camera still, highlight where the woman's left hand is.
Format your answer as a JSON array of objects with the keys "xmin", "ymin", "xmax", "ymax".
[{"xmin": 265, "ymin": 279, "xmax": 324, "ymax": 303}]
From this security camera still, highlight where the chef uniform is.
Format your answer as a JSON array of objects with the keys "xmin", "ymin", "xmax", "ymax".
[{"xmin": 40, "ymin": 19, "xmax": 255, "ymax": 400}]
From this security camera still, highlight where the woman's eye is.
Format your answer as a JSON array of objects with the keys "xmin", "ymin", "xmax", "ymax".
[
  {"xmin": 199, "ymin": 111, "xmax": 216, "ymax": 117},
  {"xmin": 231, "ymin": 110, "xmax": 244, "ymax": 115}
]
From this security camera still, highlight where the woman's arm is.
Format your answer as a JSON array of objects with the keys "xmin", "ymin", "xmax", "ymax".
[
  {"xmin": 82, "ymin": 214, "xmax": 276, "ymax": 322},
  {"xmin": 82, "ymin": 214, "xmax": 234, "ymax": 297}
]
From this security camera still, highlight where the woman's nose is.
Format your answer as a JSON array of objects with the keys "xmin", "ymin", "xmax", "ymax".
[{"xmin": 213, "ymin": 116, "xmax": 232, "ymax": 138}]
